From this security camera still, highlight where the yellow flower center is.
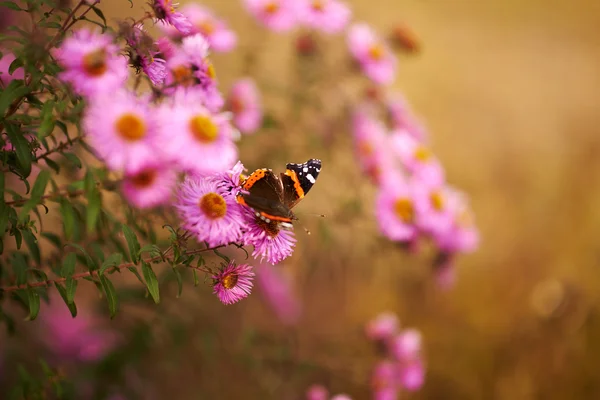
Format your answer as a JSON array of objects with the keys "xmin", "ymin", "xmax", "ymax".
[
  {"xmin": 394, "ymin": 198, "xmax": 414, "ymax": 223},
  {"xmin": 198, "ymin": 20, "xmax": 215, "ymax": 35},
  {"xmin": 189, "ymin": 115, "xmax": 218, "ymax": 143},
  {"xmin": 414, "ymin": 146, "xmax": 431, "ymax": 162},
  {"xmin": 115, "ymin": 113, "xmax": 147, "ymax": 141},
  {"xmin": 206, "ymin": 61, "xmax": 217, "ymax": 80},
  {"xmin": 311, "ymin": 0, "xmax": 324, "ymax": 11},
  {"xmin": 256, "ymin": 218, "xmax": 280, "ymax": 237},
  {"xmin": 264, "ymin": 2, "xmax": 279, "ymax": 14},
  {"xmin": 129, "ymin": 169, "xmax": 156, "ymax": 188},
  {"xmin": 430, "ymin": 191, "xmax": 444, "ymax": 211},
  {"xmin": 199, "ymin": 192, "xmax": 227, "ymax": 219},
  {"xmin": 83, "ymin": 49, "xmax": 108, "ymax": 77},
  {"xmin": 221, "ymin": 273, "xmax": 238, "ymax": 289},
  {"xmin": 368, "ymin": 44, "xmax": 385, "ymax": 61}
]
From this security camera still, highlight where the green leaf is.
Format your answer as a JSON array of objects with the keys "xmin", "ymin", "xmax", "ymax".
[
  {"xmin": 99, "ymin": 252, "xmax": 123, "ymax": 275},
  {"xmin": 139, "ymin": 244, "xmax": 162, "ymax": 259},
  {"xmin": 26, "ymin": 288, "xmax": 40, "ymax": 321},
  {"xmin": 0, "ymin": 80, "xmax": 31, "ymax": 119},
  {"xmin": 54, "ymin": 282, "xmax": 77, "ymax": 317},
  {"xmin": 84, "ymin": 171, "xmax": 100, "ymax": 234},
  {"xmin": 99, "ymin": 275, "xmax": 118, "ymax": 318},
  {"xmin": 61, "ymin": 152, "xmax": 81, "ymax": 168},
  {"xmin": 22, "ymin": 229, "xmax": 40, "ymax": 265},
  {"xmin": 4, "ymin": 122, "xmax": 32, "ymax": 177},
  {"xmin": 127, "ymin": 266, "xmax": 145, "ymax": 285},
  {"xmin": 8, "ymin": 56, "xmax": 23, "ymax": 74},
  {"xmin": 65, "ymin": 277, "xmax": 77, "ymax": 304},
  {"xmin": 37, "ymin": 101, "xmax": 55, "ymax": 138},
  {"xmin": 19, "ymin": 170, "xmax": 50, "ymax": 222},
  {"xmin": 173, "ymin": 268, "xmax": 183, "ymax": 298},
  {"xmin": 39, "ymin": 21, "xmax": 61, "ymax": 29},
  {"xmin": 12, "ymin": 252, "xmax": 27, "ymax": 285},
  {"xmin": 91, "ymin": 5, "xmax": 107, "ymax": 25},
  {"xmin": 41, "ymin": 232, "xmax": 61, "ymax": 249},
  {"xmin": 60, "ymin": 252, "xmax": 76, "ymax": 277},
  {"xmin": 141, "ymin": 261, "xmax": 160, "ymax": 304},
  {"xmin": 59, "ymin": 200, "xmax": 75, "ymax": 240},
  {"xmin": 13, "ymin": 227, "xmax": 22, "ymax": 249},
  {"xmin": 43, "ymin": 157, "xmax": 60, "ymax": 173},
  {"xmin": 122, "ymin": 224, "xmax": 140, "ymax": 264},
  {"xmin": 65, "ymin": 243, "xmax": 97, "ymax": 270},
  {"xmin": 0, "ymin": 202, "xmax": 9, "ymax": 236},
  {"xmin": 0, "ymin": 1, "xmax": 25, "ymax": 11},
  {"xmin": 193, "ymin": 269, "xmax": 199, "ymax": 287}
]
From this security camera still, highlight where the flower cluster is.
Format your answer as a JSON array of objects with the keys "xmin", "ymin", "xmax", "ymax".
[
  {"xmin": 366, "ymin": 312, "xmax": 426, "ymax": 398},
  {"xmin": 306, "ymin": 385, "xmax": 352, "ymax": 400},
  {"xmin": 352, "ymin": 92, "xmax": 479, "ymax": 286}
]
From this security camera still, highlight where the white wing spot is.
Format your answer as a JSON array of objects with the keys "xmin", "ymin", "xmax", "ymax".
[
  {"xmin": 306, "ymin": 174, "xmax": 316, "ymax": 183},
  {"xmin": 303, "ymin": 167, "xmax": 308, "ymax": 172}
]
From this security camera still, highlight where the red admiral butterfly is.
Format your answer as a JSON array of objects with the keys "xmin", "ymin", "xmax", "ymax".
[{"xmin": 236, "ymin": 159, "xmax": 322, "ymax": 226}]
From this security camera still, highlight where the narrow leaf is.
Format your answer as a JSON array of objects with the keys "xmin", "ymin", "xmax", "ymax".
[
  {"xmin": 5, "ymin": 122, "xmax": 32, "ymax": 177},
  {"xmin": 54, "ymin": 282, "xmax": 77, "ymax": 317},
  {"xmin": 60, "ymin": 252, "xmax": 76, "ymax": 277},
  {"xmin": 27, "ymin": 288, "xmax": 40, "ymax": 321},
  {"xmin": 141, "ymin": 261, "xmax": 160, "ymax": 304},
  {"xmin": 22, "ymin": 229, "xmax": 40, "ymax": 265},
  {"xmin": 127, "ymin": 266, "xmax": 145, "ymax": 285},
  {"xmin": 65, "ymin": 277, "xmax": 77, "ymax": 304},
  {"xmin": 99, "ymin": 275, "xmax": 118, "ymax": 318},
  {"xmin": 122, "ymin": 224, "xmax": 140, "ymax": 263},
  {"xmin": 99, "ymin": 252, "xmax": 123, "ymax": 275}
]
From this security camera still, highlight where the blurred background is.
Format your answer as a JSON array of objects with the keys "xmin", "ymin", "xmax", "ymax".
[{"xmin": 3, "ymin": 0, "xmax": 600, "ymax": 398}]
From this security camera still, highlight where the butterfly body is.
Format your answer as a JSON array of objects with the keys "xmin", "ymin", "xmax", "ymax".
[{"xmin": 236, "ymin": 159, "xmax": 322, "ymax": 225}]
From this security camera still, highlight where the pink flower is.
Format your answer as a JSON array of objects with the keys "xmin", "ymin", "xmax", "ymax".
[
  {"xmin": 331, "ymin": 395, "xmax": 352, "ymax": 400},
  {"xmin": 433, "ymin": 189, "xmax": 479, "ymax": 254},
  {"xmin": 297, "ymin": 0, "xmax": 351, "ymax": 34},
  {"xmin": 156, "ymin": 37, "xmax": 177, "ymax": 60},
  {"xmin": 373, "ymin": 388, "xmax": 397, "ymax": 400},
  {"xmin": 398, "ymin": 360, "xmax": 425, "ymax": 391},
  {"xmin": 54, "ymin": 29, "xmax": 128, "ymax": 97},
  {"xmin": 389, "ymin": 130, "xmax": 445, "ymax": 186},
  {"xmin": 212, "ymin": 160, "xmax": 246, "ymax": 196},
  {"xmin": 365, "ymin": 312, "xmax": 399, "ymax": 340},
  {"xmin": 126, "ymin": 25, "xmax": 167, "ymax": 86},
  {"xmin": 257, "ymin": 263, "xmax": 302, "ymax": 325},
  {"xmin": 83, "ymin": 90, "xmax": 162, "ymax": 172},
  {"xmin": 152, "ymin": 0, "xmax": 193, "ymax": 35},
  {"xmin": 226, "ymin": 78, "xmax": 262, "ymax": 134},
  {"xmin": 0, "ymin": 52, "xmax": 24, "ymax": 85},
  {"xmin": 413, "ymin": 182, "xmax": 455, "ymax": 238},
  {"xmin": 241, "ymin": 209, "xmax": 296, "ymax": 264},
  {"xmin": 386, "ymin": 94, "xmax": 427, "ymax": 142},
  {"xmin": 175, "ymin": 176, "xmax": 245, "ymax": 247},
  {"xmin": 121, "ymin": 161, "xmax": 177, "ymax": 209},
  {"xmin": 243, "ymin": 0, "xmax": 297, "ymax": 32},
  {"xmin": 375, "ymin": 173, "xmax": 421, "ymax": 242},
  {"xmin": 351, "ymin": 107, "xmax": 392, "ymax": 184},
  {"xmin": 306, "ymin": 384, "xmax": 328, "ymax": 400},
  {"xmin": 371, "ymin": 361, "xmax": 397, "ymax": 391},
  {"xmin": 212, "ymin": 262, "xmax": 255, "ymax": 305},
  {"xmin": 179, "ymin": 4, "xmax": 237, "ymax": 52},
  {"xmin": 38, "ymin": 295, "xmax": 119, "ymax": 362},
  {"xmin": 389, "ymin": 329, "xmax": 422, "ymax": 362},
  {"xmin": 157, "ymin": 91, "xmax": 237, "ymax": 175},
  {"xmin": 347, "ymin": 23, "xmax": 397, "ymax": 85}
]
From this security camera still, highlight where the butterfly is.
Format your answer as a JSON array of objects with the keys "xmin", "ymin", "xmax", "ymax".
[{"xmin": 236, "ymin": 159, "xmax": 322, "ymax": 227}]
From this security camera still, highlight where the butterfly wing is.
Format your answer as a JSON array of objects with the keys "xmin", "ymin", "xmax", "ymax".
[
  {"xmin": 237, "ymin": 169, "xmax": 295, "ymax": 222},
  {"xmin": 281, "ymin": 159, "xmax": 322, "ymax": 209}
]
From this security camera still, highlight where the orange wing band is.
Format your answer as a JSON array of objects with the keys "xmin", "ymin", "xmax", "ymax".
[{"xmin": 285, "ymin": 169, "xmax": 305, "ymax": 198}]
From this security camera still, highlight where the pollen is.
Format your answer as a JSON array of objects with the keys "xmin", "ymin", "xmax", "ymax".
[
  {"xmin": 264, "ymin": 1, "xmax": 279, "ymax": 14},
  {"xmin": 414, "ymin": 146, "xmax": 431, "ymax": 162},
  {"xmin": 256, "ymin": 218, "xmax": 280, "ymax": 237},
  {"xmin": 199, "ymin": 192, "xmax": 227, "ymax": 219},
  {"xmin": 115, "ymin": 113, "xmax": 147, "ymax": 141},
  {"xmin": 83, "ymin": 49, "xmax": 108, "ymax": 77},
  {"xmin": 430, "ymin": 191, "xmax": 444, "ymax": 211},
  {"xmin": 394, "ymin": 198, "xmax": 414, "ymax": 223},
  {"xmin": 198, "ymin": 20, "xmax": 215, "ymax": 35},
  {"xmin": 368, "ymin": 44, "xmax": 385, "ymax": 61},
  {"xmin": 189, "ymin": 115, "xmax": 219, "ymax": 143},
  {"xmin": 130, "ymin": 169, "xmax": 156, "ymax": 188},
  {"xmin": 311, "ymin": 0, "xmax": 324, "ymax": 11},
  {"xmin": 171, "ymin": 65, "xmax": 194, "ymax": 86},
  {"xmin": 220, "ymin": 272, "xmax": 239, "ymax": 289}
]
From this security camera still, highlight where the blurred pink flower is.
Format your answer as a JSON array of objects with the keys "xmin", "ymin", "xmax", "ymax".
[
  {"xmin": 152, "ymin": 0, "xmax": 193, "ymax": 35},
  {"xmin": 330, "ymin": 394, "xmax": 352, "ymax": 400},
  {"xmin": 243, "ymin": 0, "xmax": 297, "ymax": 32},
  {"xmin": 433, "ymin": 189, "xmax": 479, "ymax": 254},
  {"xmin": 371, "ymin": 360, "xmax": 397, "ymax": 390},
  {"xmin": 413, "ymin": 182, "xmax": 455, "ymax": 238},
  {"xmin": 398, "ymin": 359, "xmax": 425, "ymax": 391},
  {"xmin": 297, "ymin": 0, "xmax": 351, "ymax": 34},
  {"xmin": 389, "ymin": 130, "xmax": 445, "ymax": 187},
  {"xmin": 83, "ymin": 90, "xmax": 162, "ymax": 173},
  {"xmin": 386, "ymin": 94, "xmax": 427, "ymax": 142},
  {"xmin": 227, "ymin": 78, "xmax": 263, "ymax": 134},
  {"xmin": 389, "ymin": 329, "xmax": 422, "ymax": 362},
  {"xmin": 365, "ymin": 312, "xmax": 399, "ymax": 340},
  {"xmin": 375, "ymin": 173, "xmax": 421, "ymax": 242},
  {"xmin": 179, "ymin": 4, "xmax": 237, "ymax": 52},
  {"xmin": 347, "ymin": 23, "xmax": 397, "ymax": 85},
  {"xmin": 54, "ymin": 29, "xmax": 128, "ymax": 97},
  {"xmin": 0, "ymin": 52, "xmax": 24, "ymax": 85},
  {"xmin": 257, "ymin": 263, "xmax": 302, "ymax": 325},
  {"xmin": 306, "ymin": 384, "xmax": 328, "ymax": 400},
  {"xmin": 156, "ymin": 37, "xmax": 177, "ymax": 60},
  {"xmin": 39, "ymin": 296, "xmax": 119, "ymax": 362},
  {"xmin": 351, "ymin": 107, "xmax": 391, "ymax": 184},
  {"xmin": 212, "ymin": 262, "xmax": 255, "ymax": 305},
  {"xmin": 121, "ymin": 161, "xmax": 177, "ymax": 209}
]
